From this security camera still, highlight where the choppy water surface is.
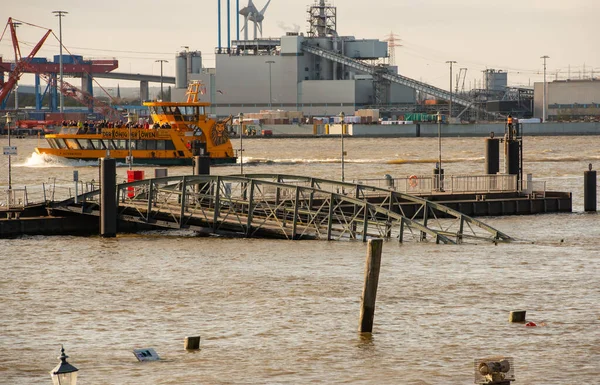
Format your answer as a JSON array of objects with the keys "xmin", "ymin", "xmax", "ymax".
[{"xmin": 0, "ymin": 136, "xmax": 599, "ymax": 384}]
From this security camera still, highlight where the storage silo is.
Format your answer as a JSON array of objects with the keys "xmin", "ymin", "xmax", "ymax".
[
  {"xmin": 190, "ymin": 51, "xmax": 202, "ymax": 74},
  {"xmin": 175, "ymin": 51, "xmax": 188, "ymax": 89}
]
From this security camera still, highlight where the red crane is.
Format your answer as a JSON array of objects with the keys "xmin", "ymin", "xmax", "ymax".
[
  {"xmin": 1, "ymin": 17, "xmax": 121, "ymax": 119},
  {"xmin": 0, "ymin": 18, "xmax": 52, "ymax": 104}
]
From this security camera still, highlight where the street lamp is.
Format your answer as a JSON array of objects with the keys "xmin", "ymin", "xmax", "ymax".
[
  {"xmin": 436, "ymin": 111, "xmax": 444, "ymax": 191},
  {"xmin": 541, "ymin": 55, "xmax": 549, "ymax": 122},
  {"xmin": 238, "ymin": 112, "xmax": 244, "ymax": 174},
  {"xmin": 339, "ymin": 111, "xmax": 345, "ymax": 182},
  {"xmin": 126, "ymin": 113, "xmax": 135, "ymax": 170},
  {"xmin": 50, "ymin": 345, "xmax": 78, "ymax": 385},
  {"xmin": 4, "ymin": 112, "xmax": 13, "ymax": 190},
  {"xmin": 11, "ymin": 22, "xmax": 21, "ymax": 111},
  {"xmin": 446, "ymin": 61, "xmax": 457, "ymax": 119},
  {"xmin": 52, "ymin": 11, "xmax": 68, "ymax": 113},
  {"xmin": 265, "ymin": 60, "xmax": 275, "ymax": 109},
  {"xmin": 155, "ymin": 60, "xmax": 168, "ymax": 100}
]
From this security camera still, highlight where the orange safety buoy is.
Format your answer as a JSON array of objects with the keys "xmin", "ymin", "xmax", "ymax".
[
  {"xmin": 525, "ymin": 321, "xmax": 537, "ymax": 327},
  {"xmin": 408, "ymin": 175, "xmax": 418, "ymax": 187}
]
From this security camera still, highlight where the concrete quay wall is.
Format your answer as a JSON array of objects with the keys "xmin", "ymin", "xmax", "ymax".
[{"xmin": 252, "ymin": 122, "xmax": 600, "ymax": 137}]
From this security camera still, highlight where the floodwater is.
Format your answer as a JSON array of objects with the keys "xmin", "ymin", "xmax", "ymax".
[{"xmin": 0, "ymin": 136, "xmax": 599, "ymax": 384}]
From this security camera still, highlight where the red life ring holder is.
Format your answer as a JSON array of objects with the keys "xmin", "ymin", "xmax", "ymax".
[{"xmin": 408, "ymin": 175, "xmax": 418, "ymax": 187}]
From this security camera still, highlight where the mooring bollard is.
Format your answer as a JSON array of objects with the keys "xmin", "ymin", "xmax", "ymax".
[
  {"xmin": 509, "ymin": 310, "xmax": 526, "ymax": 323},
  {"xmin": 184, "ymin": 336, "xmax": 201, "ymax": 350},
  {"xmin": 359, "ymin": 238, "xmax": 383, "ymax": 333},
  {"xmin": 584, "ymin": 164, "xmax": 597, "ymax": 212},
  {"xmin": 100, "ymin": 157, "xmax": 117, "ymax": 238}
]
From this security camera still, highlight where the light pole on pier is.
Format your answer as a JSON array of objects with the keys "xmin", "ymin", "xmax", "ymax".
[
  {"xmin": 155, "ymin": 60, "xmax": 168, "ymax": 100},
  {"xmin": 11, "ymin": 22, "xmax": 21, "ymax": 111},
  {"xmin": 339, "ymin": 111, "xmax": 345, "ymax": 182},
  {"xmin": 4, "ymin": 113, "xmax": 13, "ymax": 191},
  {"xmin": 446, "ymin": 61, "xmax": 457, "ymax": 119},
  {"xmin": 541, "ymin": 55, "xmax": 549, "ymax": 122},
  {"xmin": 52, "ymin": 11, "xmax": 68, "ymax": 113},
  {"xmin": 238, "ymin": 112, "xmax": 244, "ymax": 175},
  {"xmin": 265, "ymin": 60, "xmax": 275, "ymax": 108}
]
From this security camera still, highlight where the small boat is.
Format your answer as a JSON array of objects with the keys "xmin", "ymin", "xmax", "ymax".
[{"xmin": 34, "ymin": 82, "xmax": 237, "ymax": 166}]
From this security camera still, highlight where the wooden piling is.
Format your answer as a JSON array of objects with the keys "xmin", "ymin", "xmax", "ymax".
[
  {"xmin": 184, "ymin": 336, "xmax": 201, "ymax": 350},
  {"xmin": 359, "ymin": 238, "xmax": 383, "ymax": 333}
]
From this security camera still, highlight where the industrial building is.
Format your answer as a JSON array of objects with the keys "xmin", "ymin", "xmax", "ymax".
[
  {"xmin": 172, "ymin": 0, "xmax": 475, "ymax": 118},
  {"xmin": 534, "ymin": 79, "xmax": 600, "ymax": 121}
]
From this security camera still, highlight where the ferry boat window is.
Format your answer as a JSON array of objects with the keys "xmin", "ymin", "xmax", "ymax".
[
  {"xmin": 65, "ymin": 139, "xmax": 81, "ymax": 150},
  {"xmin": 78, "ymin": 139, "xmax": 95, "ymax": 150},
  {"xmin": 54, "ymin": 139, "xmax": 67, "ymax": 149},
  {"xmin": 179, "ymin": 106, "xmax": 199, "ymax": 121},
  {"xmin": 156, "ymin": 140, "xmax": 165, "ymax": 150},
  {"xmin": 47, "ymin": 139, "xmax": 59, "ymax": 149},
  {"xmin": 165, "ymin": 140, "xmax": 175, "ymax": 150},
  {"xmin": 134, "ymin": 140, "xmax": 146, "ymax": 150},
  {"xmin": 113, "ymin": 140, "xmax": 126, "ymax": 149},
  {"xmin": 92, "ymin": 140, "xmax": 106, "ymax": 150},
  {"xmin": 146, "ymin": 141, "xmax": 157, "ymax": 150},
  {"xmin": 106, "ymin": 140, "xmax": 117, "ymax": 150}
]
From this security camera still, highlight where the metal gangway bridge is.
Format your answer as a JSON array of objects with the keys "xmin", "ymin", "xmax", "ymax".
[{"xmin": 53, "ymin": 174, "xmax": 511, "ymax": 244}]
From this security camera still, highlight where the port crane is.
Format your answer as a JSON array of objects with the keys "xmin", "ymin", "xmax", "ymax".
[{"xmin": 0, "ymin": 17, "xmax": 120, "ymax": 119}]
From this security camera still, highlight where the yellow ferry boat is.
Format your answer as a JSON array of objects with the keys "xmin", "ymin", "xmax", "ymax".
[{"xmin": 34, "ymin": 82, "xmax": 237, "ymax": 166}]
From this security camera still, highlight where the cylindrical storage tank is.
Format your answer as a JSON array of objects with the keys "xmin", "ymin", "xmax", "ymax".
[
  {"xmin": 506, "ymin": 140, "xmax": 520, "ymax": 175},
  {"xmin": 175, "ymin": 52, "xmax": 188, "ymax": 89},
  {"xmin": 190, "ymin": 51, "xmax": 202, "ymax": 74},
  {"xmin": 485, "ymin": 138, "xmax": 500, "ymax": 174}
]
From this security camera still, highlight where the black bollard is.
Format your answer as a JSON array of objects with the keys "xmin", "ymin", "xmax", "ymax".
[
  {"xmin": 485, "ymin": 136, "xmax": 500, "ymax": 175},
  {"xmin": 584, "ymin": 164, "xmax": 597, "ymax": 212},
  {"xmin": 415, "ymin": 123, "xmax": 421, "ymax": 138},
  {"xmin": 100, "ymin": 158, "xmax": 117, "ymax": 237}
]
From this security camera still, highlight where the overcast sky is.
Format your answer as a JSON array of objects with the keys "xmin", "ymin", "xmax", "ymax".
[{"xmin": 2, "ymin": 0, "xmax": 598, "ymax": 92}]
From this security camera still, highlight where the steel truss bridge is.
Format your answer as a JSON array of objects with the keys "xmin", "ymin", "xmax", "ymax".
[{"xmin": 54, "ymin": 174, "xmax": 511, "ymax": 244}]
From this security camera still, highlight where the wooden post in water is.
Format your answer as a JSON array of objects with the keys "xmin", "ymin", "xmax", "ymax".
[
  {"xmin": 359, "ymin": 238, "xmax": 383, "ymax": 333},
  {"xmin": 584, "ymin": 164, "xmax": 597, "ymax": 212}
]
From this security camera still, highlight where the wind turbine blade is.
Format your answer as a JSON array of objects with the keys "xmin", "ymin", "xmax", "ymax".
[
  {"xmin": 260, "ymin": 0, "xmax": 272, "ymax": 15},
  {"xmin": 258, "ymin": 21, "xmax": 263, "ymax": 36}
]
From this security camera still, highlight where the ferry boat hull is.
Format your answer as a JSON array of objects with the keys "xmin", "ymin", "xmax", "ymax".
[{"xmin": 34, "ymin": 82, "xmax": 238, "ymax": 166}]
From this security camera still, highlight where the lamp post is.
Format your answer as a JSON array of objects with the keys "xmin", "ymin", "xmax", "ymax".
[
  {"xmin": 265, "ymin": 60, "xmax": 275, "ymax": 109},
  {"xmin": 436, "ymin": 111, "xmax": 444, "ymax": 191},
  {"xmin": 126, "ymin": 113, "xmax": 134, "ymax": 170},
  {"xmin": 4, "ymin": 113, "xmax": 13, "ymax": 191},
  {"xmin": 541, "ymin": 55, "xmax": 549, "ymax": 122},
  {"xmin": 339, "ymin": 111, "xmax": 345, "ymax": 182},
  {"xmin": 50, "ymin": 345, "xmax": 78, "ymax": 385},
  {"xmin": 446, "ymin": 61, "xmax": 457, "ymax": 119},
  {"xmin": 155, "ymin": 60, "xmax": 168, "ymax": 100},
  {"xmin": 238, "ymin": 112, "xmax": 244, "ymax": 174},
  {"xmin": 12, "ymin": 22, "xmax": 21, "ymax": 111},
  {"xmin": 52, "ymin": 11, "xmax": 68, "ymax": 113}
]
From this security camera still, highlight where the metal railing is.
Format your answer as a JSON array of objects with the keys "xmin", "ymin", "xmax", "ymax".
[
  {"xmin": 0, "ymin": 179, "xmax": 100, "ymax": 209},
  {"xmin": 354, "ymin": 174, "xmax": 520, "ymax": 195}
]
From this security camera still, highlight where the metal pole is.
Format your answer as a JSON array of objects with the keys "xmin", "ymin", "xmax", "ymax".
[
  {"xmin": 53, "ymin": 11, "xmax": 68, "ymax": 113},
  {"xmin": 155, "ymin": 60, "xmax": 168, "ymax": 100},
  {"xmin": 437, "ymin": 111, "xmax": 442, "ymax": 172},
  {"xmin": 7, "ymin": 116, "xmax": 12, "ymax": 190},
  {"xmin": 541, "ymin": 55, "xmax": 549, "ymax": 122},
  {"xmin": 446, "ymin": 61, "xmax": 456, "ymax": 119},
  {"xmin": 339, "ymin": 111, "xmax": 345, "ymax": 182},
  {"xmin": 12, "ymin": 22, "xmax": 21, "ymax": 111},
  {"xmin": 239, "ymin": 112, "xmax": 244, "ymax": 174},
  {"xmin": 266, "ymin": 60, "xmax": 275, "ymax": 108}
]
